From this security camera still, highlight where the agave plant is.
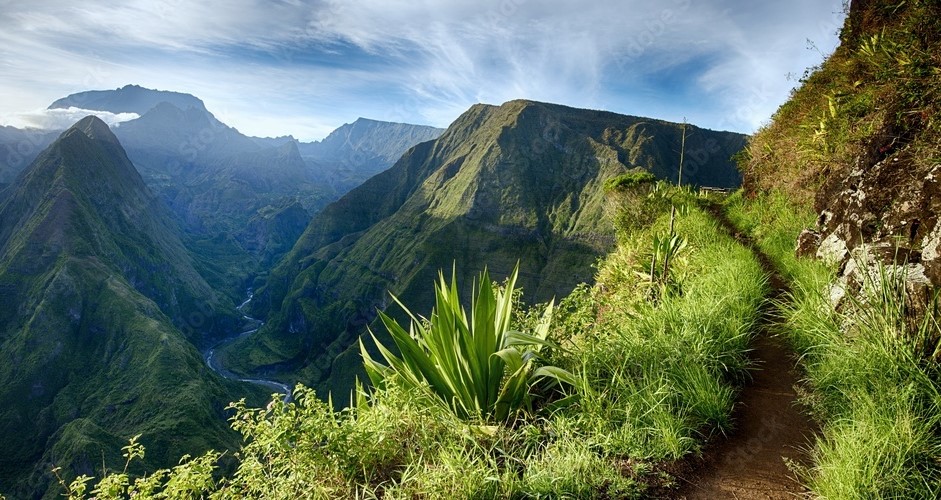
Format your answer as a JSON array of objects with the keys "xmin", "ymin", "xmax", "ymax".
[
  {"xmin": 636, "ymin": 232, "xmax": 688, "ymax": 301},
  {"xmin": 360, "ymin": 265, "xmax": 576, "ymax": 423}
]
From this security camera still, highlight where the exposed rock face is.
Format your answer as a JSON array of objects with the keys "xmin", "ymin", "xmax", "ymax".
[
  {"xmin": 795, "ymin": 229, "xmax": 821, "ymax": 259},
  {"xmin": 800, "ymin": 144, "xmax": 941, "ymax": 305},
  {"xmin": 782, "ymin": 0, "xmax": 941, "ymax": 299}
]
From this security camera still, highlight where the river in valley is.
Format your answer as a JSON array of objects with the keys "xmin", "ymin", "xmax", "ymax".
[{"xmin": 203, "ymin": 290, "xmax": 292, "ymax": 401}]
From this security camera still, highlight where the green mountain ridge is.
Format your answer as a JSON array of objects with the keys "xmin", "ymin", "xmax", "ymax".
[
  {"xmin": 0, "ymin": 117, "xmax": 234, "ymax": 342},
  {"xmin": 235, "ymin": 99, "xmax": 746, "ymax": 398},
  {"xmin": 0, "ymin": 117, "xmax": 257, "ymax": 498}
]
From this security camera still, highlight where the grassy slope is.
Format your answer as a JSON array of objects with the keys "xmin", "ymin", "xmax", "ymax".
[
  {"xmin": 57, "ymin": 186, "xmax": 770, "ymax": 498},
  {"xmin": 740, "ymin": 0, "xmax": 941, "ymax": 206},
  {"xmin": 725, "ymin": 192, "xmax": 941, "ymax": 498},
  {"xmin": 728, "ymin": 2, "xmax": 941, "ymax": 492}
]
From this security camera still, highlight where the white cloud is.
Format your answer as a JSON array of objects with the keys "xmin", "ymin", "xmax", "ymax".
[
  {"xmin": 0, "ymin": 0, "xmax": 848, "ymax": 139},
  {"xmin": 297, "ymin": 0, "xmax": 847, "ymax": 132},
  {"xmin": 1, "ymin": 107, "xmax": 140, "ymax": 131}
]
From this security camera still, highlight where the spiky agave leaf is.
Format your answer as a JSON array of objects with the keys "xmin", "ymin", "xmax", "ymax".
[{"xmin": 362, "ymin": 264, "xmax": 576, "ymax": 422}]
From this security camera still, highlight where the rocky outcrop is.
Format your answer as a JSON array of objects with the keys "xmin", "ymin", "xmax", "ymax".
[
  {"xmin": 782, "ymin": 0, "xmax": 941, "ymax": 305},
  {"xmin": 798, "ymin": 144, "xmax": 941, "ymax": 305}
]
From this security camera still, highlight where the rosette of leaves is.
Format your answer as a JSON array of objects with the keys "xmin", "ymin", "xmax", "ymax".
[{"xmin": 361, "ymin": 265, "xmax": 576, "ymax": 423}]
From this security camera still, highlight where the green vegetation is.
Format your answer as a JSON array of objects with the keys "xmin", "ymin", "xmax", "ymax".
[
  {"xmin": 18, "ymin": 2, "xmax": 941, "ymax": 497},
  {"xmin": 727, "ymin": 1, "xmax": 941, "ymax": 495},
  {"xmin": 604, "ymin": 173, "xmax": 671, "ymax": 237},
  {"xmin": 741, "ymin": 0, "xmax": 941, "ymax": 204},
  {"xmin": 237, "ymin": 100, "xmax": 746, "ymax": 400},
  {"xmin": 362, "ymin": 266, "xmax": 575, "ymax": 423},
  {"xmin": 723, "ymin": 190, "xmax": 823, "ymax": 282},
  {"xmin": 0, "ymin": 118, "xmax": 262, "ymax": 498},
  {"xmin": 54, "ymin": 185, "xmax": 767, "ymax": 498},
  {"xmin": 602, "ymin": 171, "xmax": 657, "ymax": 192},
  {"xmin": 560, "ymin": 194, "xmax": 764, "ymax": 460},
  {"xmin": 790, "ymin": 266, "xmax": 941, "ymax": 498},
  {"xmin": 725, "ymin": 193, "xmax": 941, "ymax": 497}
]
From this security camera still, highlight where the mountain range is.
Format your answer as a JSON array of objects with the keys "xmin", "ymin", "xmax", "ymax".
[
  {"xmin": 0, "ymin": 86, "xmax": 745, "ymax": 497},
  {"xmin": 0, "ymin": 86, "xmax": 444, "ymax": 498},
  {"xmin": 231, "ymin": 99, "xmax": 746, "ymax": 398},
  {"xmin": 0, "ymin": 117, "xmax": 256, "ymax": 497},
  {"xmin": 1, "ymin": 85, "xmax": 446, "ymax": 295}
]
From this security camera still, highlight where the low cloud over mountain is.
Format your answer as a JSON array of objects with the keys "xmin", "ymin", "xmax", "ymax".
[{"xmin": 3, "ymin": 106, "xmax": 139, "ymax": 130}]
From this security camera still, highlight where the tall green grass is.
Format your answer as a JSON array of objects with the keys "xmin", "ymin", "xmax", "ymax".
[
  {"xmin": 54, "ymin": 188, "xmax": 768, "ymax": 498},
  {"xmin": 725, "ymin": 190, "xmax": 941, "ymax": 498},
  {"xmin": 554, "ymin": 203, "xmax": 765, "ymax": 460}
]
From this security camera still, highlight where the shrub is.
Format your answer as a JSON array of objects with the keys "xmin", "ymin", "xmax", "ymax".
[
  {"xmin": 603, "ymin": 171, "xmax": 657, "ymax": 193},
  {"xmin": 360, "ymin": 265, "xmax": 576, "ymax": 423}
]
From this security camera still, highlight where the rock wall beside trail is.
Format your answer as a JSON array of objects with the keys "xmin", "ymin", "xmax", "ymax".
[
  {"xmin": 746, "ymin": 0, "xmax": 941, "ymax": 295},
  {"xmin": 801, "ymin": 149, "xmax": 941, "ymax": 286}
]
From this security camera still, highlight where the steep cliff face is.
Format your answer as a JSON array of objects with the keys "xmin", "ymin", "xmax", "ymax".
[
  {"xmin": 743, "ymin": 0, "xmax": 941, "ymax": 292},
  {"xmin": 300, "ymin": 118, "xmax": 445, "ymax": 193}
]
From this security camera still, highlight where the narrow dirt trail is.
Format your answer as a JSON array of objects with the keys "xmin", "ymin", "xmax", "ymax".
[{"xmin": 672, "ymin": 204, "xmax": 818, "ymax": 499}]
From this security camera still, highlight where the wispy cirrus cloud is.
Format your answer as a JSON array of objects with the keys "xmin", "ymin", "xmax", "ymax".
[{"xmin": 0, "ymin": 0, "xmax": 846, "ymax": 140}]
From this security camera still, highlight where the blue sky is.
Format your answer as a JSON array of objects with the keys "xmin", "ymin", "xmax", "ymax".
[{"xmin": 0, "ymin": 0, "xmax": 846, "ymax": 141}]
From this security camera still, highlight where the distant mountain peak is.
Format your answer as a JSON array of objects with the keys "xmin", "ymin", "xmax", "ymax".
[
  {"xmin": 48, "ymin": 84, "xmax": 207, "ymax": 116},
  {"xmin": 70, "ymin": 115, "xmax": 120, "ymax": 145},
  {"xmin": 277, "ymin": 139, "xmax": 301, "ymax": 157},
  {"xmin": 307, "ymin": 118, "xmax": 445, "ymax": 163},
  {"xmin": 34, "ymin": 116, "xmax": 148, "ymax": 204},
  {"xmin": 145, "ymin": 100, "xmax": 215, "ymax": 123}
]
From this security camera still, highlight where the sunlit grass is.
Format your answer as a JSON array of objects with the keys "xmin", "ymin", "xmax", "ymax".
[
  {"xmin": 725, "ymin": 190, "xmax": 941, "ymax": 498},
  {"xmin": 54, "ymin": 188, "xmax": 769, "ymax": 498}
]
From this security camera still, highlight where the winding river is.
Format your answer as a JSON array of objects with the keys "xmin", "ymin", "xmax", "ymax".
[{"xmin": 203, "ymin": 290, "xmax": 292, "ymax": 401}]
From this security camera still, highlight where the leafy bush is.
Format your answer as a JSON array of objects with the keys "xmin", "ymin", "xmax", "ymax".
[
  {"xmin": 605, "ymin": 177, "xmax": 672, "ymax": 238},
  {"xmin": 643, "ymin": 232, "xmax": 689, "ymax": 300},
  {"xmin": 603, "ymin": 171, "xmax": 657, "ymax": 192},
  {"xmin": 361, "ymin": 265, "xmax": 576, "ymax": 423}
]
